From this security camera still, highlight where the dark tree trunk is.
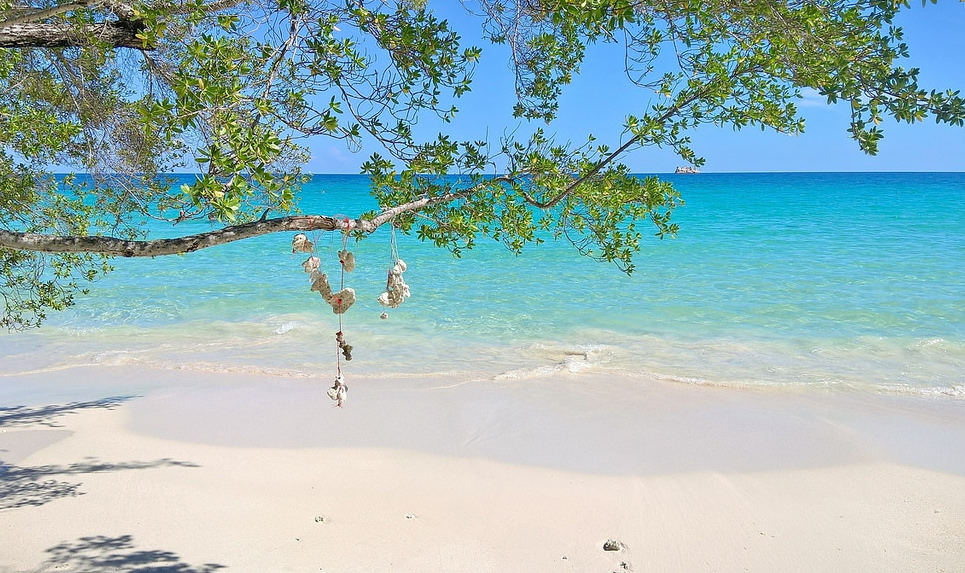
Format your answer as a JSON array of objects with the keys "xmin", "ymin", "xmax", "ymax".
[{"xmin": 0, "ymin": 21, "xmax": 144, "ymax": 49}]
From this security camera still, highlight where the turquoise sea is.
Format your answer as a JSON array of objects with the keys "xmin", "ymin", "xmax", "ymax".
[{"xmin": 2, "ymin": 172, "xmax": 964, "ymax": 397}]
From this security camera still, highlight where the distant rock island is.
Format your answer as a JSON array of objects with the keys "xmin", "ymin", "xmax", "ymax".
[{"xmin": 675, "ymin": 166, "xmax": 700, "ymax": 174}]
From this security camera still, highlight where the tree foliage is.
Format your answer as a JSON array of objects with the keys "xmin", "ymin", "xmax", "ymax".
[{"xmin": 1, "ymin": 0, "xmax": 963, "ymax": 329}]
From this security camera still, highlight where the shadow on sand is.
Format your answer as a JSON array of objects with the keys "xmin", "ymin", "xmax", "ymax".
[
  {"xmin": 0, "ymin": 396, "xmax": 134, "ymax": 428},
  {"xmin": 30, "ymin": 534, "xmax": 225, "ymax": 572},
  {"xmin": 0, "ymin": 458, "xmax": 199, "ymax": 511}
]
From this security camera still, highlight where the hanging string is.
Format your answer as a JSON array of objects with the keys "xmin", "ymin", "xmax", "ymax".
[
  {"xmin": 327, "ymin": 218, "xmax": 352, "ymax": 406},
  {"xmin": 336, "ymin": 218, "xmax": 350, "ymax": 376},
  {"xmin": 378, "ymin": 220, "xmax": 410, "ymax": 316},
  {"xmin": 295, "ymin": 228, "xmax": 351, "ymax": 407},
  {"xmin": 389, "ymin": 221, "xmax": 400, "ymax": 264},
  {"xmin": 380, "ymin": 223, "xmax": 398, "ymax": 321}
]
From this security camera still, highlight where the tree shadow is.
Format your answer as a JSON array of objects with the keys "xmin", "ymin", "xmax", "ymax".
[
  {"xmin": 32, "ymin": 534, "xmax": 225, "ymax": 572},
  {"xmin": 0, "ymin": 458, "xmax": 199, "ymax": 511},
  {"xmin": 0, "ymin": 396, "xmax": 134, "ymax": 428}
]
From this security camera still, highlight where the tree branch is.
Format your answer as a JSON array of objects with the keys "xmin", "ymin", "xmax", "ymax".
[
  {"xmin": 368, "ymin": 176, "xmax": 512, "ymax": 228},
  {"xmin": 0, "ymin": 177, "xmax": 514, "ymax": 257},
  {"xmin": 0, "ymin": 1, "xmax": 97, "ymax": 28},
  {"xmin": 0, "ymin": 0, "xmax": 244, "ymax": 49},
  {"xmin": 0, "ymin": 21, "xmax": 144, "ymax": 48},
  {"xmin": 518, "ymin": 90, "xmax": 705, "ymax": 210},
  {"xmin": 0, "ymin": 216, "xmax": 351, "ymax": 257}
]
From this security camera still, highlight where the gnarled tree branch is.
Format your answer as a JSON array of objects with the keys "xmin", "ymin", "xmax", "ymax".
[
  {"xmin": 0, "ymin": 0, "xmax": 244, "ymax": 49},
  {"xmin": 0, "ymin": 21, "xmax": 143, "ymax": 48},
  {"xmin": 0, "ymin": 216, "xmax": 354, "ymax": 257},
  {"xmin": 0, "ymin": 179, "xmax": 511, "ymax": 257},
  {"xmin": 0, "ymin": 1, "xmax": 98, "ymax": 28}
]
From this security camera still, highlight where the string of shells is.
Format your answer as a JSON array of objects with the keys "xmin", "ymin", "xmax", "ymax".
[{"xmin": 290, "ymin": 232, "xmax": 412, "ymax": 407}]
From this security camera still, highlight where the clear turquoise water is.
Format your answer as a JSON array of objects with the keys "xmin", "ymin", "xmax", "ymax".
[{"xmin": 2, "ymin": 172, "xmax": 963, "ymax": 396}]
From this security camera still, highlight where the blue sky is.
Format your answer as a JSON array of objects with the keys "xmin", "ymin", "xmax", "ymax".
[{"xmin": 307, "ymin": 2, "xmax": 965, "ymax": 174}]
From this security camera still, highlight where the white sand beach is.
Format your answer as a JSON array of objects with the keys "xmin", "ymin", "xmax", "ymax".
[{"xmin": 2, "ymin": 365, "xmax": 965, "ymax": 572}]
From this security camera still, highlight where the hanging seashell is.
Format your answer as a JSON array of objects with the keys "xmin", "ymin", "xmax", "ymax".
[
  {"xmin": 310, "ymin": 273, "xmax": 333, "ymax": 299},
  {"xmin": 292, "ymin": 233, "xmax": 314, "ymax": 253},
  {"xmin": 335, "ymin": 331, "xmax": 353, "ymax": 360},
  {"xmin": 327, "ymin": 288, "xmax": 356, "ymax": 314},
  {"xmin": 338, "ymin": 250, "xmax": 356, "ymax": 272},
  {"xmin": 378, "ymin": 259, "xmax": 411, "ymax": 309},
  {"xmin": 302, "ymin": 256, "xmax": 320, "ymax": 273},
  {"xmin": 328, "ymin": 375, "xmax": 348, "ymax": 406},
  {"xmin": 380, "ymin": 312, "xmax": 388, "ymax": 320}
]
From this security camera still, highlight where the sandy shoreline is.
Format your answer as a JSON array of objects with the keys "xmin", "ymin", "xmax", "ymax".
[{"xmin": 2, "ymin": 366, "xmax": 965, "ymax": 572}]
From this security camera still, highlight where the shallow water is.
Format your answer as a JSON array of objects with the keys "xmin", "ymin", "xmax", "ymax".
[{"xmin": 2, "ymin": 173, "xmax": 963, "ymax": 397}]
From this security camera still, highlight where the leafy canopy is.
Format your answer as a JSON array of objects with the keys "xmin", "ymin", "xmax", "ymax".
[{"xmin": 1, "ymin": 0, "xmax": 963, "ymax": 329}]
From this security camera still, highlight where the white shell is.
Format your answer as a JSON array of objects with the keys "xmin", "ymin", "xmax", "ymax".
[
  {"xmin": 378, "ymin": 259, "xmax": 411, "ymax": 309},
  {"xmin": 310, "ymin": 273, "xmax": 333, "ymax": 299},
  {"xmin": 302, "ymin": 256, "xmax": 320, "ymax": 273},
  {"xmin": 338, "ymin": 250, "xmax": 356, "ymax": 272},
  {"xmin": 291, "ymin": 233, "xmax": 314, "ymax": 253},
  {"xmin": 327, "ymin": 287, "xmax": 356, "ymax": 314}
]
